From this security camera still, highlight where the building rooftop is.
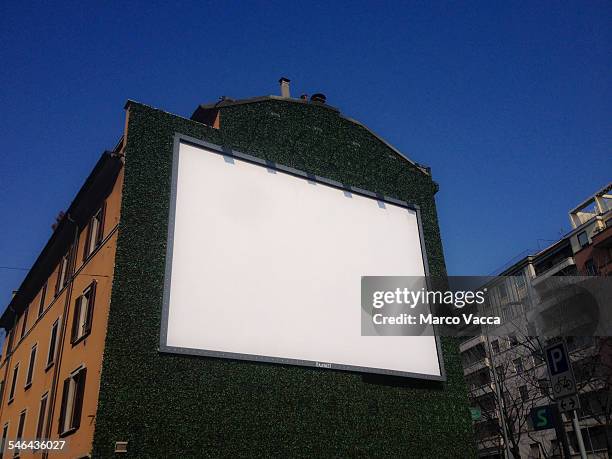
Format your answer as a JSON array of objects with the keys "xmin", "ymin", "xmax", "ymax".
[
  {"xmin": 191, "ymin": 78, "xmax": 431, "ymax": 176},
  {"xmin": 569, "ymin": 182, "xmax": 612, "ymax": 229},
  {"xmin": 0, "ymin": 150, "xmax": 124, "ymax": 329}
]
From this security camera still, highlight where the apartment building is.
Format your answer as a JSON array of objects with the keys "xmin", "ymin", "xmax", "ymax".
[
  {"xmin": 462, "ymin": 184, "xmax": 612, "ymax": 458},
  {"xmin": 0, "ymin": 80, "xmax": 476, "ymax": 458},
  {"xmin": 569, "ymin": 184, "xmax": 612, "ymax": 277},
  {"xmin": 0, "ymin": 152, "xmax": 124, "ymax": 458}
]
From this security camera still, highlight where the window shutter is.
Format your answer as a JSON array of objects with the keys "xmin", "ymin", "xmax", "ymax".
[
  {"xmin": 71, "ymin": 369, "xmax": 87, "ymax": 430},
  {"xmin": 7, "ymin": 329, "xmax": 14, "ymax": 354},
  {"xmin": 37, "ymin": 395, "xmax": 48, "ymax": 439},
  {"xmin": 47, "ymin": 321, "xmax": 58, "ymax": 365},
  {"xmin": 71, "ymin": 297, "xmax": 82, "ymax": 343},
  {"xmin": 66, "ymin": 245, "xmax": 74, "ymax": 281},
  {"xmin": 58, "ymin": 377, "xmax": 70, "ymax": 434},
  {"xmin": 9, "ymin": 364, "xmax": 19, "ymax": 400},
  {"xmin": 96, "ymin": 202, "xmax": 106, "ymax": 247},
  {"xmin": 39, "ymin": 283, "xmax": 47, "ymax": 316},
  {"xmin": 83, "ymin": 222, "xmax": 93, "ymax": 261},
  {"xmin": 85, "ymin": 282, "xmax": 97, "ymax": 334},
  {"xmin": 54, "ymin": 263, "xmax": 61, "ymax": 294}
]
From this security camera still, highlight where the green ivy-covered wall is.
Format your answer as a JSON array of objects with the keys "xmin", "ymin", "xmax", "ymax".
[{"xmin": 91, "ymin": 99, "xmax": 475, "ymax": 458}]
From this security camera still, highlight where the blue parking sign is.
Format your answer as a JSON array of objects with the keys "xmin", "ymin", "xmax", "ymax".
[
  {"xmin": 546, "ymin": 343, "xmax": 569, "ymax": 375},
  {"xmin": 544, "ymin": 341, "xmax": 576, "ymax": 399}
]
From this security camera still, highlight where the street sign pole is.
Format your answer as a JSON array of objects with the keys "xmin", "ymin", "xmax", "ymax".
[
  {"xmin": 545, "ymin": 340, "xmax": 587, "ymax": 459},
  {"xmin": 571, "ymin": 410, "xmax": 587, "ymax": 459},
  {"xmin": 552, "ymin": 404, "xmax": 571, "ymax": 459},
  {"xmin": 530, "ymin": 404, "xmax": 571, "ymax": 458}
]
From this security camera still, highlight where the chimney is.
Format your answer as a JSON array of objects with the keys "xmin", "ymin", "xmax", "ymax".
[
  {"xmin": 310, "ymin": 93, "xmax": 326, "ymax": 104},
  {"xmin": 51, "ymin": 211, "xmax": 65, "ymax": 231},
  {"xmin": 279, "ymin": 77, "xmax": 291, "ymax": 98}
]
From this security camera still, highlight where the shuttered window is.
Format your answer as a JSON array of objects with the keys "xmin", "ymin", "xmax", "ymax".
[
  {"xmin": 0, "ymin": 422, "xmax": 8, "ymax": 459},
  {"xmin": 15, "ymin": 410, "xmax": 26, "ymax": 457},
  {"xmin": 8, "ymin": 364, "xmax": 18, "ymax": 403},
  {"xmin": 38, "ymin": 283, "xmax": 47, "ymax": 317},
  {"xmin": 5, "ymin": 330, "xmax": 14, "ymax": 359},
  {"xmin": 71, "ymin": 281, "xmax": 97, "ymax": 344},
  {"xmin": 58, "ymin": 367, "xmax": 87, "ymax": 436},
  {"xmin": 24, "ymin": 345, "xmax": 36, "ymax": 389},
  {"xmin": 55, "ymin": 253, "xmax": 71, "ymax": 295},
  {"xmin": 46, "ymin": 319, "xmax": 60, "ymax": 368},
  {"xmin": 36, "ymin": 393, "xmax": 48, "ymax": 441},
  {"xmin": 83, "ymin": 204, "xmax": 106, "ymax": 260},
  {"xmin": 20, "ymin": 308, "xmax": 28, "ymax": 340}
]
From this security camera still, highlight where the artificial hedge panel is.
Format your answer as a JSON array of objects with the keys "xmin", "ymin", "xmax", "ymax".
[{"xmin": 91, "ymin": 100, "xmax": 475, "ymax": 458}]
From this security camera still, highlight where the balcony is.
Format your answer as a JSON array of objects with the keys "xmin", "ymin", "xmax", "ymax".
[
  {"xmin": 476, "ymin": 435, "xmax": 503, "ymax": 452},
  {"xmin": 532, "ymin": 257, "xmax": 575, "ymax": 287},
  {"xmin": 464, "ymin": 357, "xmax": 491, "ymax": 376},
  {"xmin": 459, "ymin": 335, "xmax": 486, "ymax": 352},
  {"xmin": 469, "ymin": 384, "xmax": 494, "ymax": 398}
]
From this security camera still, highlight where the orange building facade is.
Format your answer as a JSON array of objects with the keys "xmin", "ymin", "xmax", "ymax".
[{"xmin": 0, "ymin": 143, "xmax": 124, "ymax": 458}]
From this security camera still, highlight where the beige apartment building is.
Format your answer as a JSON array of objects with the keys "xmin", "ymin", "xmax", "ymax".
[{"xmin": 463, "ymin": 184, "xmax": 612, "ymax": 458}]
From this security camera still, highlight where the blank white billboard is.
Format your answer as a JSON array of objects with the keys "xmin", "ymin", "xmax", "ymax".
[{"xmin": 160, "ymin": 135, "xmax": 444, "ymax": 380}]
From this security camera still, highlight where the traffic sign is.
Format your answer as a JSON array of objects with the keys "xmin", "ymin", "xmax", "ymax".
[
  {"xmin": 545, "ymin": 341, "xmax": 576, "ymax": 400},
  {"xmin": 558, "ymin": 394, "xmax": 581, "ymax": 413},
  {"xmin": 530, "ymin": 405, "xmax": 556, "ymax": 431}
]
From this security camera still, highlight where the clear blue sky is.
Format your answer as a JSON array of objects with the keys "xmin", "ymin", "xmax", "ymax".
[{"xmin": 0, "ymin": 1, "xmax": 610, "ymax": 305}]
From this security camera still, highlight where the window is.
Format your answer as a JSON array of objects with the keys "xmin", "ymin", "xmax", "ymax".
[
  {"xmin": 550, "ymin": 439, "xmax": 560, "ymax": 456},
  {"xmin": 58, "ymin": 367, "xmax": 87, "ymax": 436},
  {"xmin": 519, "ymin": 385, "xmax": 529, "ymax": 402},
  {"xmin": 495, "ymin": 365, "xmax": 504, "ymax": 378},
  {"xmin": 8, "ymin": 364, "xmax": 19, "ymax": 403},
  {"xmin": 5, "ymin": 330, "xmax": 14, "ymax": 360},
  {"xmin": 514, "ymin": 357, "xmax": 523, "ymax": 374},
  {"xmin": 14, "ymin": 410, "xmax": 26, "ymax": 457},
  {"xmin": 567, "ymin": 336, "xmax": 594, "ymax": 352},
  {"xmin": 509, "ymin": 334, "xmax": 518, "ymax": 347},
  {"xmin": 538, "ymin": 378, "xmax": 549, "ymax": 397},
  {"xmin": 585, "ymin": 259, "xmax": 598, "ymax": 276},
  {"xmin": 46, "ymin": 319, "xmax": 59, "ymax": 369},
  {"xmin": 83, "ymin": 204, "xmax": 105, "ymax": 260},
  {"xmin": 71, "ymin": 282, "xmax": 97, "ymax": 344},
  {"xmin": 38, "ymin": 283, "xmax": 47, "ymax": 317},
  {"xmin": 36, "ymin": 393, "xmax": 48, "ymax": 441},
  {"xmin": 55, "ymin": 254, "xmax": 70, "ymax": 295},
  {"xmin": 25, "ymin": 345, "xmax": 37, "ymax": 389},
  {"xmin": 577, "ymin": 231, "xmax": 589, "ymax": 248},
  {"xmin": 498, "ymin": 283, "xmax": 508, "ymax": 300},
  {"xmin": 528, "ymin": 443, "xmax": 540, "ymax": 459},
  {"xmin": 515, "ymin": 274, "xmax": 526, "ymax": 290},
  {"xmin": 587, "ymin": 425, "xmax": 608, "ymax": 451},
  {"xmin": 491, "ymin": 339, "xmax": 500, "ymax": 354},
  {"xmin": 532, "ymin": 350, "xmax": 544, "ymax": 366},
  {"xmin": 0, "ymin": 423, "xmax": 8, "ymax": 459},
  {"xmin": 20, "ymin": 308, "xmax": 28, "ymax": 340}
]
